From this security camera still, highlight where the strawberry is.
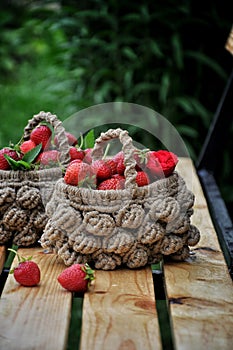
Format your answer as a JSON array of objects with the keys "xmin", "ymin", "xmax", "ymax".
[
  {"xmin": 112, "ymin": 174, "xmax": 126, "ymax": 188},
  {"xmin": 83, "ymin": 148, "xmax": 93, "ymax": 164},
  {"xmin": 69, "ymin": 146, "xmax": 85, "ymax": 162},
  {"xmin": 152, "ymin": 150, "xmax": 178, "ymax": 177},
  {"xmin": 114, "ymin": 151, "xmax": 125, "ymax": 175},
  {"xmin": 20, "ymin": 140, "xmax": 37, "ymax": 154},
  {"xmin": 0, "ymin": 147, "xmax": 20, "ymax": 170},
  {"xmin": 30, "ymin": 125, "xmax": 52, "ymax": 150},
  {"xmin": 8, "ymin": 248, "xmax": 40, "ymax": 287},
  {"xmin": 136, "ymin": 171, "xmax": 150, "ymax": 187},
  {"xmin": 36, "ymin": 150, "xmax": 60, "ymax": 166},
  {"xmin": 54, "ymin": 131, "xmax": 78, "ymax": 147},
  {"xmin": 64, "ymin": 160, "xmax": 93, "ymax": 186},
  {"xmin": 97, "ymin": 177, "xmax": 124, "ymax": 190},
  {"xmin": 145, "ymin": 151, "xmax": 164, "ymax": 179},
  {"xmin": 144, "ymin": 150, "xmax": 178, "ymax": 179},
  {"xmin": 57, "ymin": 263, "xmax": 95, "ymax": 293},
  {"xmin": 105, "ymin": 158, "xmax": 117, "ymax": 175},
  {"xmin": 91, "ymin": 160, "xmax": 112, "ymax": 182}
]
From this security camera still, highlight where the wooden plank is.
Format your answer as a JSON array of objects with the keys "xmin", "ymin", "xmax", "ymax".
[
  {"xmin": 164, "ymin": 157, "xmax": 233, "ymax": 350},
  {"xmin": 0, "ymin": 245, "xmax": 6, "ymax": 274},
  {"xmin": 0, "ymin": 247, "xmax": 72, "ymax": 350},
  {"xmin": 80, "ymin": 267, "xmax": 162, "ymax": 350}
]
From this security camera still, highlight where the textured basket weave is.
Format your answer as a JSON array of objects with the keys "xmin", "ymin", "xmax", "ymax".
[
  {"xmin": 0, "ymin": 111, "xmax": 70, "ymax": 247},
  {"xmin": 40, "ymin": 128, "xmax": 200, "ymax": 270}
]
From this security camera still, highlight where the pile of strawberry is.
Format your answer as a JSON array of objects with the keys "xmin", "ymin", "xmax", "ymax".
[
  {"xmin": 0, "ymin": 123, "xmax": 178, "ymax": 189},
  {"xmin": 64, "ymin": 147, "xmax": 179, "ymax": 190},
  {"xmin": 0, "ymin": 123, "xmax": 85, "ymax": 171}
]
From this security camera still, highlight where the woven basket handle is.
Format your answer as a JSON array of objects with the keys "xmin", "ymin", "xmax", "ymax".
[
  {"xmin": 91, "ymin": 128, "xmax": 138, "ymax": 190},
  {"xmin": 23, "ymin": 111, "xmax": 70, "ymax": 167}
]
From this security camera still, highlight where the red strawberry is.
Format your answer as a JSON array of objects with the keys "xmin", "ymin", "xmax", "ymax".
[
  {"xmin": 112, "ymin": 174, "xmax": 125, "ymax": 188},
  {"xmin": 0, "ymin": 147, "xmax": 19, "ymax": 170},
  {"xmin": 97, "ymin": 177, "xmax": 123, "ymax": 190},
  {"xmin": 83, "ymin": 148, "xmax": 93, "ymax": 164},
  {"xmin": 20, "ymin": 140, "xmax": 37, "ymax": 154},
  {"xmin": 113, "ymin": 151, "xmax": 124, "ymax": 163},
  {"xmin": 54, "ymin": 131, "xmax": 78, "ymax": 147},
  {"xmin": 30, "ymin": 125, "xmax": 52, "ymax": 150},
  {"xmin": 9, "ymin": 249, "xmax": 40, "ymax": 287},
  {"xmin": 105, "ymin": 158, "xmax": 117, "ymax": 175},
  {"xmin": 64, "ymin": 160, "xmax": 93, "ymax": 186},
  {"xmin": 91, "ymin": 160, "xmax": 112, "ymax": 182},
  {"xmin": 152, "ymin": 150, "xmax": 178, "ymax": 177},
  {"xmin": 145, "ymin": 151, "xmax": 164, "ymax": 179},
  {"xmin": 114, "ymin": 151, "xmax": 125, "ymax": 175},
  {"xmin": 69, "ymin": 146, "xmax": 85, "ymax": 162},
  {"xmin": 36, "ymin": 150, "xmax": 60, "ymax": 166},
  {"xmin": 136, "ymin": 171, "xmax": 150, "ymax": 187},
  {"xmin": 57, "ymin": 263, "xmax": 95, "ymax": 293}
]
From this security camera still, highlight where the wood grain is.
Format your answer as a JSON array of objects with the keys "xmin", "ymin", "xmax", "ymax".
[
  {"xmin": 164, "ymin": 157, "xmax": 233, "ymax": 350},
  {"xmin": 0, "ymin": 247, "xmax": 72, "ymax": 350},
  {"xmin": 80, "ymin": 267, "xmax": 162, "ymax": 350}
]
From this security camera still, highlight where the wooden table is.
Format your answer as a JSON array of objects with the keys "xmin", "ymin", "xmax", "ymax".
[{"xmin": 0, "ymin": 157, "xmax": 233, "ymax": 350}]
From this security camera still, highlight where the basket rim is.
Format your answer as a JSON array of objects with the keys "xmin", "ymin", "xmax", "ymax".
[{"xmin": 0, "ymin": 167, "xmax": 63, "ymax": 182}]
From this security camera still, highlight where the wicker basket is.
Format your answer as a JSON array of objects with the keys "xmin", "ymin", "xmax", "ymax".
[
  {"xmin": 40, "ymin": 128, "xmax": 200, "ymax": 270},
  {"xmin": 0, "ymin": 111, "xmax": 70, "ymax": 247}
]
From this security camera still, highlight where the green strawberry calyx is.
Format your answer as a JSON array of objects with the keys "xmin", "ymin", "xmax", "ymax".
[
  {"xmin": 82, "ymin": 263, "xmax": 95, "ymax": 286},
  {"xmin": 8, "ymin": 248, "xmax": 33, "ymax": 273}
]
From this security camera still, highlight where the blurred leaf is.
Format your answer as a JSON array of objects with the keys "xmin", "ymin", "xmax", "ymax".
[
  {"xmin": 185, "ymin": 51, "xmax": 228, "ymax": 80},
  {"xmin": 122, "ymin": 47, "xmax": 138, "ymax": 61},
  {"xmin": 176, "ymin": 124, "xmax": 198, "ymax": 138},
  {"xmin": 159, "ymin": 73, "xmax": 170, "ymax": 104},
  {"xmin": 171, "ymin": 33, "xmax": 183, "ymax": 69}
]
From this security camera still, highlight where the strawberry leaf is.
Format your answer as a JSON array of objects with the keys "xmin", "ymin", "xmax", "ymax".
[
  {"xmin": 16, "ymin": 160, "xmax": 31, "ymax": 169},
  {"xmin": 83, "ymin": 129, "xmax": 95, "ymax": 149},
  {"xmin": 22, "ymin": 143, "xmax": 42, "ymax": 163},
  {"xmin": 4, "ymin": 155, "xmax": 22, "ymax": 170},
  {"xmin": 4, "ymin": 155, "xmax": 32, "ymax": 170}
]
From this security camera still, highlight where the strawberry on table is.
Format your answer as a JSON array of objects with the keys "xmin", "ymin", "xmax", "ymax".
[
  {"xmin": 8, "ymin": 248, "xmax": 40, "ymax": 287},
  {"xmin": 57, "ymin": 263, "xmax": 95, "ymax": 293},
  {"xmin": 30, "ymin": 125, "xmax": 52, "ymax": 150}
]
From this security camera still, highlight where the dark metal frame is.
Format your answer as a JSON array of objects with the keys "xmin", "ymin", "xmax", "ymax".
[{"xmin": 196, "ymin": 69, "xmax": 233, "ymax": 279}]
